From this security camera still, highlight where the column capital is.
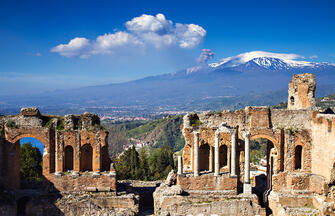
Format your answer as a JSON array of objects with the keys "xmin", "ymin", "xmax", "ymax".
[
  {"xmin": 230, "ymin": 129, "xmax": 236, "ymax": 138},
  {"xmin": 242, "ymin": 131, "xmax": 250, "ymax": 139}
]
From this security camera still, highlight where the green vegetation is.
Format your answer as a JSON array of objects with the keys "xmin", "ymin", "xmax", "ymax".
[
  {"xmin": 43, "ymin": 118, "xmax": 54, "ymax": 128},
  {"xmin": 20, "ymin": 142, "xmax": 42, "ymax": 182},
  {"xmin": 56, "ymin": 118, "xmax": 65, "ymax": 131},
  {"xmin": 6, "ymin": 119, "xmax": 17, "ymax": 128},
  {"xmin": 113, "ymin": 145, "xmax": 174, "ymax": 180},
  {"xmin": 250, "ymin": 138, "xmax": 268, "ymax": 164},
  {"xmin": 102, "ymin": 115, "xmax": 185, "ymax": 156},
  {"xmin": 189, "ymin": 114, "xmax": 201, "ymax": 128}
]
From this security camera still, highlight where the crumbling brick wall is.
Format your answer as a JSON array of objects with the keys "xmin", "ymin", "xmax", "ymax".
[
  {"xmin": 0, "ymin": 108, "xmax": 114, "ymax": 192},
  {"xmin": 311, "ymin": 113, "xmax": 335, "ymax": 182}
]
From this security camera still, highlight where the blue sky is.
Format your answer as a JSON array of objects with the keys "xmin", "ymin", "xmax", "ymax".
[
  {"xmin": 20, "ymin": 137, "xmax": 44, "ymax": 155},
  {"xmin": 0, "ymin": 0, "xmax": 334, "ymax": 94}
]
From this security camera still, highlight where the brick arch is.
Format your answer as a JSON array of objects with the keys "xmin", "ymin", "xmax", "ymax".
[
  {"xmin": 250, "ymin": 134, "xmax": 278, "ymax": 149},
  {"xmin": 249, "ymin": 133, "xmax": 281, "ymax": 173},
  {"xmin": 11, "ymin": 133, "xmax": 49, "ymax": 148},
  {"xmin": 4, "ymin": 130, "xmax": 53, "ymax": 189},
  {"xmin": 218, "ymin": 133, "xmax": 231, "ymax": 147},
  {"xmin": 292, "ymin": 131, "xmax": 311, "ymax": 171}
]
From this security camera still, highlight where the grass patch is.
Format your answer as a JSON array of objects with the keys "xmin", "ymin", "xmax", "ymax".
[
  {"xmin": 6, "ymin": 119, "xmax": 18, "ymax": 128},
  {"xmin": 56, "ymin": 118, "xmax": 65, "ymax": 131}
]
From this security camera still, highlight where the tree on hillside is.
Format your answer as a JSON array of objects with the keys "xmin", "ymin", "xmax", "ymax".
[
  {"xmin": 114, "ymin": 145, "xmax": 175, "ymax": 180},
  {"xmin": 138, "ymin": 148, "xmax": 149, "ymax": 180},
  {"xmin": 148, "ymin": 146, "xmax": 174, "ymax": 180},
  {"xmin": 20, "ymin": 142, "xmax": 42, "ymax": 181}
]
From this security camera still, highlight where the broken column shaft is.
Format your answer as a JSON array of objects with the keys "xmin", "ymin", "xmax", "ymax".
[
  {"xmin": 177, "ymin": 155, "xmax": 183, "ymax": 175},
  {"xmin": 193, "ymin": 131, "xmax": 199, "ymax": 176},
  {"xmin": 231, "ymin": 131, "xmax": 237, "ymax": 177},
  {"xmin": 214, "ymin": 130, "xmax": 220, "ymax": 176}
]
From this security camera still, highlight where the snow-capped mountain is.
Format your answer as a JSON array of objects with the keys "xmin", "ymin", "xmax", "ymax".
[
  {"xmin": 208, "ymin": 51, "xmax": 334, "ymax": 71},
  {"xmin": 2, "ymin": 51, "xmax": 335, "ymax": 114}
]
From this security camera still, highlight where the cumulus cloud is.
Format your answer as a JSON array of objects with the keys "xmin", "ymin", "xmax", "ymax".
[
  {"xmin": 126, "ymin": 13, "xmax": 173, "ymax": 34},
  {"xmin": 51, "ymin": 13, "xmax": 206, "ymax": 58},
  {"xmin": 175, "ymin": 23, "xmax": 206, "ymax": 49},
  {"xmin": 92, "ymin": 32, "xmax": 144, "ymax": 55},
  {"xmin": 51, "ymin": 37, "xmax": 90, "ymax": 58},
  {"xmin": 126, "ymin": 14, "xmax": 205, "ymax": 49}
]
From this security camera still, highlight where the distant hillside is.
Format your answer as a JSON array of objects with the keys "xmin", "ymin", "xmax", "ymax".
[
  {"xmin": 102, "ymin": 115, "xmax": 185, "ymax": 155},
  {"xmin": 1, "ymin": 52, "xmax": 335, "ymax": 116}
]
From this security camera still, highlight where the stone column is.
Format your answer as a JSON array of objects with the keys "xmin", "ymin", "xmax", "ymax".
[
  {"xmin": 243, "ymin": 131, "xmax": 252, "ymax": 194},
  {"xmin": 230, "ymin": 131, "xmax": 237, "ymax": 177},
  {"xmin": 214, "ymin": 130, "xmax": 220, "ymax": 176},
  {"xmin": 177, "ymin": 156, "xmax": 183, "ymax": 175},
  {"xmin": 193, "ymin": 131, "xmax": 199, "ymax": 176}
]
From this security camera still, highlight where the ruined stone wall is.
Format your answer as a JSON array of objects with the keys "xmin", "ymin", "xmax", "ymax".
[
  {"xmin": 182, "ymin": 107, "xmax": 311, "ymax": 175},
  {"xmin": 0, "ymin": 190, "xmax": 139, "ymax": 216},
  {"xmin": 311, "ymin": 113, "xmax": 335, "ymax": 182},
  {"xmin": 184, "ymin": 108, "xmax": 312, "ymax": 133},
  {"xmin": 154, "ymin": 184, "xmax": 265, "ymax": 216},
  {"xmin": 50, "ymin": 173, "xmax": 117, "ymax": 192},
  {"xmin": 177, "ymin": 173, "xmax": 238, "ymax": 191},
  {"xmin": 287, "ymin": 73, "xmax": 316, "ymax": 110},
  {"xmin": 271, "ymin": 109, "xmax": 312, "ymax": 130},
  {"xmin": 0, "ymin": 108, "xmax": 112, "ymax": 192}
]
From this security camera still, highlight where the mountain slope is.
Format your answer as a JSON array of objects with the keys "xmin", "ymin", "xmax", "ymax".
[{"xmin": 1, "ymin": 51, "xmax": 335, "ymax": 115}]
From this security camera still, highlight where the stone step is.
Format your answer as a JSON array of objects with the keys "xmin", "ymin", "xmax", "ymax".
[{"xmin": 284, "ymin": 206, "xmax": 319, "ymax": 216}]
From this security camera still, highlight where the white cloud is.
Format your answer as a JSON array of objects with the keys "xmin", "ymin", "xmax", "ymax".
[
  {"xmin": 51, "ymin": 37, "xmax": 90, "ymax": 58},
  {"xmin": 175, "ymin": 23, "xmax": 206, "ymax": 48},
  {"xmin": 126, "ymin": 13, "xmax": 206, "ymax": 49},
  {"xmin": 139, "ymin": 32, "xmax": 176, "ymax": 48},
  {"xmin": 309, "ymin": 55, "xmax": 318, "ymax": 59},
  {"xmin": 51, "ymin": 13, "xmax": 206, "ymax": 58},
  {"xmin": 126, "ymin": 13, "xmax": 172, "ymax": 34},
  {"xmin": 92, "ymin": 32, "xmax": 144, "ymax": 55}
]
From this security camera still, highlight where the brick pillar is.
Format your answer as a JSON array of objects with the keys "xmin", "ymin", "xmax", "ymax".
[
  {"xmin": 55, "ymin": 131, "xmax": 63, "ymax": 174},
  {"xmin": 93, "ymin": 131, "xmax": 102, "ymax": 172},
  {"xmin": 73, "ymin": 131, "xmax": 80, "ymax": 172}
]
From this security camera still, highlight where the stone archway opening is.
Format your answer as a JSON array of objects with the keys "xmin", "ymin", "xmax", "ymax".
[
  {"xmin": 19, "ymin": 137, "xmax": 44, "ymax": 189},
  {"xmin": 250, "ymin": 137, "xmax": 277, "ymax": 207},
  {"xmin": 80, "ymin": 144, "xmax": 93, "ymax": 171},
  {"xmin": 101, "ymin": 145, "xmax": 111, "ymax": 172},
  {"xmin": 199, "ymin": 144, "xmax": 210, "ymax": 171},
  {"xmin": 64, "ymin": 145, "xmax": 74, "ymax": 171},
  {"xmin": 294, "ymin": 145, "xmax": 303, "ymax": 170},
  {"xmin": 219, "ymin": 144, "xmax": 228, "ymax": 168}
]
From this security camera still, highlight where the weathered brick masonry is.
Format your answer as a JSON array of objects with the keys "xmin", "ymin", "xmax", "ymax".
[
  {"xmin": 154, "ymin": 73, "xmax": 335, "ymax": 215},
  {"xmin": 0, "ymin": 109, "xmax": 115, "ymax": 192}
]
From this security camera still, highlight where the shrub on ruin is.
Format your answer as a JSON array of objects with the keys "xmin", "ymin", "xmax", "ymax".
[{"xmin": 20, "ymin": 142, "xmax": 42, "ymax": 182}]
